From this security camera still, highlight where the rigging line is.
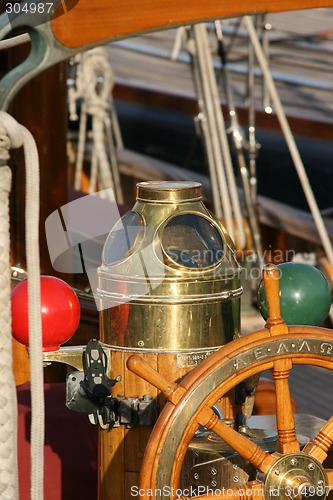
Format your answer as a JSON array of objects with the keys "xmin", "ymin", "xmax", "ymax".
[
  {"xmin": 216, "ymin": 20, "xmax": 263, "ymax": 258},
  {"xmin": 196, "ymin": 24, "xmax": 245, "ymax": 248},
  {"xmin": 187, "ymin": 28, "xmax": 224, "ymax": 220},
  {"xmin": 0, "ymin": 111, "xmax": 45, "ymax": 500},
  {"xmin": 193, "ymin": 24, "xmax": 234, "ymax": 234},
  {"xmin": 244, "ymin": 15, "xmax": 333, "ymax": 268},
  {"xmin": 72, "ymin": 48, "xmax": 124, "ymax": 203}
]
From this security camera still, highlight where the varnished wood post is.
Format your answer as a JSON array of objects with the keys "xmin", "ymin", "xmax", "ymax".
[
  {"xmin": 262, "ymin": 263, "xmax": 289, "ymax": 337},
  {"xmin": 262, "ymin": 264, "xmax": 284, "ymax": 327},
  {"xmin": 99, "ymin": 351, "xmax": 195, "ymax": 500}
]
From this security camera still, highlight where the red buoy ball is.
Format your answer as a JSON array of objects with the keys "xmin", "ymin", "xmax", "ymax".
[{"xmin": 11, "ymin": 276, "xmax": 80, "ymax": 352}]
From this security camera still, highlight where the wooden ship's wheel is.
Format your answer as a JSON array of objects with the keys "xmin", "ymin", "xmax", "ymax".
[{"xmin": 128, "ymin": 265, "xmax": 333, "ymax": 499}]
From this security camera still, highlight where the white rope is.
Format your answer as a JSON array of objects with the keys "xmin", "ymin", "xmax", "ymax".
[
  {"xmin": 72, "ymin": 48, "xmax": 123, "ymax": 202},
  {"xmin": 190, "ymin": 25, "xmax": 246, "ymax": 247},
  {"xmin": 0, "ymin": 33, "xmax": 30, "ymax": 51},
  {"xmin": 0, "ymin": 163, "xmax": 18, "ymax": 500},
  {"xmin": 196, "ymin": 25, "xmax": 246, "ymax": 248},
  {"xmin": 0, "ymin": 111, "xmax": 44, "ymax": 500},
  {"xmin": 171, "ymin": 27, "xmax": 186, "ymax": 61},
  {"xmin": 244, "ymin": 16, "xmax": 333, "ymax": 268},
  {"xmin": 193, "ymin": 24, "xmax": 234, "ymax": 234}
]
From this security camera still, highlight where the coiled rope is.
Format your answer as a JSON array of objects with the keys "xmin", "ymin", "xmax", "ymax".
[
  {"xmin": 71, "ymin": 47, "xmax": 123, "ymax": 202},
  {"xmin": 0, "ymin": 111, "xmax": 44, "ymax": 500}
]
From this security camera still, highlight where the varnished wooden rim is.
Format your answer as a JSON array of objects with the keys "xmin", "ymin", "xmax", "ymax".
[{"xmin": 139, "ymin": 326, "xmax": 333, "ymax": 498}]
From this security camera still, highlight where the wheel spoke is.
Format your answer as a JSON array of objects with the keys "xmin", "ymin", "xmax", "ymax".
[
  {"xmin": 198, "ymin": 406, "xmax": 275, "ymax": 473},
  {"xmin": 127, "ymin": 354, "xmax": 186, "ymax": 404},
  {"xmin": 272, "ymin": 358, "xmax": 300, "ymax": 454},
  {"xmin": 135, "ymin": 323, "xmax": 333, "ymax": 495},
  {"xmin": 177, "ymin": 481, "xmax": 264, "ymax": 500},
  {"xmin": 303, "ymin": 417, "xmax": 333, "ymax": 463}
]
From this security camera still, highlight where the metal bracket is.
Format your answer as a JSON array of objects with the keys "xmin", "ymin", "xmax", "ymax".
[
  {"xmin": 65, "ymin": 339, "xmax": 158, "ymax": 429},
  {"xmin": 0, "ymin": 1, "xmax": 99, "ymax": 110},
  {"xmin": 66, "ymin": 373, "xmax": 158, "ymax": 430}
]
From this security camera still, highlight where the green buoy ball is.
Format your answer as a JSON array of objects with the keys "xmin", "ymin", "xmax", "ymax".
[{"xmin": 258, "ymin": 262, "xmax": 332, "ymax": 326}]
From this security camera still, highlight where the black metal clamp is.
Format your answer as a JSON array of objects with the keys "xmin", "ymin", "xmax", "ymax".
[{"xmin": 66, "ymin": 339, "xmax": 157, "ymax": 430}]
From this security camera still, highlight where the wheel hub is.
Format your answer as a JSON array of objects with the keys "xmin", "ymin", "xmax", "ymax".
[{"xmin": 264, "ymin": 453, "xmax": 328, "ymax": 500}]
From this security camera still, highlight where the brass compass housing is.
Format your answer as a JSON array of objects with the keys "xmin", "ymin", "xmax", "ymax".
[{"xmin": 98, "ymin": 181, "xmax": 242, "ymax": 352}]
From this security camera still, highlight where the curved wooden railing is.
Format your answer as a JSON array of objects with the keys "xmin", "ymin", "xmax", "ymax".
[
  {"xmin": 0, "ymin": 0, "xmax": 332, "ymax": 107},
  {"xmin": 50, "ymin": 0, "xmax": 333, "ymax": 49}
]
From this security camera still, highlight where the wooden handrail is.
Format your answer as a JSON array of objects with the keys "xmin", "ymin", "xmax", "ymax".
[
  {"xmin": 51, "ymin": 0, "xmax": 333, "ymax": 50},
  {"xmin": 1, "ymin": 0, "xmax": 332, "ymax": 109}
]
